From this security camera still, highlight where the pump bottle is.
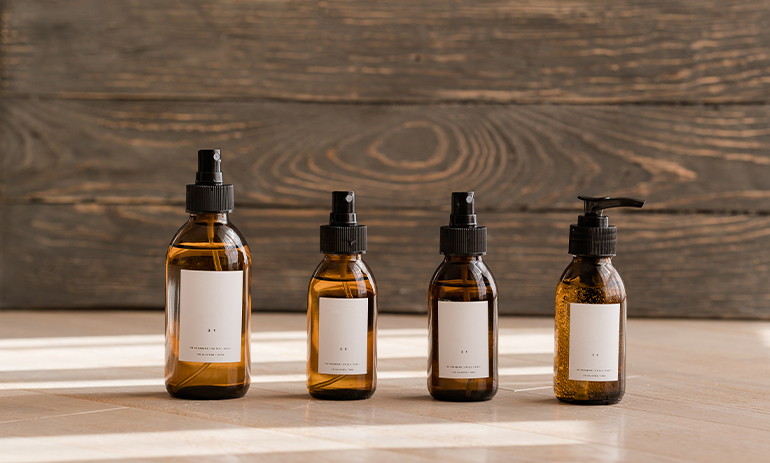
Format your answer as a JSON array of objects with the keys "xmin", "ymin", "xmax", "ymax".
[
  {"xmin": 307, "ymin": 191, "xmax": 377, "ymax": 400},
  {"xmin": 428, "ymin": 192, "xmax": 498, "ymax": 402},
  {"xmin": 165, "ymin": 149, "xmax": 251, "ymax": 400},
  {"xmin": 554, "ymin": 195, "xmax": 645, "ymax": 405}
]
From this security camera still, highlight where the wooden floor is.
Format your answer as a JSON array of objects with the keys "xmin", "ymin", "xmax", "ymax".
[{"xmin": 0, "ymin": 311, "xmax": 768, "ymax": 462}]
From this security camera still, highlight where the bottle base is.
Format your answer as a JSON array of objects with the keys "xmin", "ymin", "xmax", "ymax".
[
  {"xmin": 556, "ymin": 395, "xmax": 622, "ymax": 405},
  {"xmin": 166, "ymin": 383, "xmax": 249, "ymax": 400},
  {"xmin": 308, "ymin": 388, "xmax": 375, "ymax": 401},
  {"xmin": 429, "ymin": 388, "xmax": 497, "ymax": 402}
]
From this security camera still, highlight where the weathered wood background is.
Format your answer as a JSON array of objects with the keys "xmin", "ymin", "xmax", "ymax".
[{"xmin": 2, "ymin": 1, "xmax": 770, "ymax": 318}]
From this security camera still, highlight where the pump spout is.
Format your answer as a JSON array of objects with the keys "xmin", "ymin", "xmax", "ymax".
[{"xmin": 578, "ymin": 195, "xmax": 645, "ymax": 216}]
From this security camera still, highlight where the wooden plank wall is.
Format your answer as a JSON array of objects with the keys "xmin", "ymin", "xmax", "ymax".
[{"xmin": 2, "ymin": 1, "xmax": 770, "ymax": 318}]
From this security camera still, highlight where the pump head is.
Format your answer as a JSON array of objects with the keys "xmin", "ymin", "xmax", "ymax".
[{"xmin": 569, "ymin": 195, "xmax": 645, "ymax": 257}]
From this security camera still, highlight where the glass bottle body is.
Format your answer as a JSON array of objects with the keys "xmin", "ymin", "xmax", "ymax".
[
  {"xmin": 554, "ymin": 256, "xmax": 626, "ymax": 405},
  {"xmin": 428, "ymin": 255, "xmax": 498, "ymax": 402},
  {"xmin": 307, "ymin": 253, "xmax": 377, "ymax": 400},
  {"xmin": 165, "ymin": 213, "xmax": 251, "ymax": 400}
]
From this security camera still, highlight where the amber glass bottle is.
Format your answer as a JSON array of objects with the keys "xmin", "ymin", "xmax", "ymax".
[
  {"xmin": 307, "ymin": 191, "xmax": 377, "ymax": 400},
  {"xmin": 554, "ymin": 195, "xmax": 644, "ymax": 405},
  {"xmin": 428, "ymin": 192, "xmax": 498, "ymax": 402},
  {"xmin": 165, "ymin": 149, "xmax": 251, "ymax": 400}
]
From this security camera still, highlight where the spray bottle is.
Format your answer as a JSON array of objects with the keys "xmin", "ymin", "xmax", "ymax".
[
  {"xmin": 428, "ymin": 192, "xmax": 498, "ymax": 401},
  {"xmin": 307, "ymin": 191, "xmax": 378, "ymax": 400},
  {"xmin": 165, "ymin": 149, "xmax": 251, "ymax": 400}
]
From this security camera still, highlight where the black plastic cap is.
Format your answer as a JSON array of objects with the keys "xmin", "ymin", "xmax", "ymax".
[
  {"xmin": 569, "ymin": 224, "xmax": 618, "ymax": 257},
  {"xmin": 186, "ymin": 149, "xmax": 234, "ymax": 213},
  {"xmin": 440, "ymin": 191, "xmax": 487, "ymax": 255},
  {"xmin": 320, "ymin": 190, "xmax": 367, "ymax": 254},
  {"xmin": 568, "ymin": 195, "xmax": 645, "ymax": 257}
]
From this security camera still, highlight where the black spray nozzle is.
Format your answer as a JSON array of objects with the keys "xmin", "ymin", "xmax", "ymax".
[
  {"xmin": 569, "ymin": 194, "xmax": 646, "ymax": 257},
  {"xmin": 196, "ymin": 149, "xmax": 223, "ymax": 185},
  {"xmin": 441, "ymin": 191, "xmax": 486, "ymax": 255},
  {"xmin": 449, "ymin": 191, "xmax": 477, "ymax": 227},
  {"xmin": 186, "ymin": 149, "xmax": 233, "ymax": 213},
  {"xmin": 329, "ymin": 190, "xmax": 357, "ymax": 226},
  {"xmin": 321, "ymin": 190, "xmax": 366, "ymax": 254}
]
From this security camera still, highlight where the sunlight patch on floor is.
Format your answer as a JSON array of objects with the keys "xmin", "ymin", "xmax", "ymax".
[
  {"xmin": 0, "ymin": 421, "xmax": 587, "ymax": 462},
  {"xmin": 0, "ymin": 329, "xmax": 553, "ymax": 372}
]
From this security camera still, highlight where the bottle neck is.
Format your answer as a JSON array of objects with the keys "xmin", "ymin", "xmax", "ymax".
[
  {"xmin": 324, "ymin": 253, "xmax": 363, "ymax": 262},
  {"xmin": 572, "ymin": 255, "xmax": 612, "ymax": 265},
  {"xmin": 444, "ymin": 255, "xmax": 483, "ymax": 264},
  {"xmin": 191, "ymin": 213, "xmax": 228, "ymax": 224}
]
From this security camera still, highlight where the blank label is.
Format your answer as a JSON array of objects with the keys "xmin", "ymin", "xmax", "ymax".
[
  {"xmin": 569, "ymin": 302, "xmax": 620, "ymax": 381},
  {"xmin": 438, "ymin": 300, "xmax": 489, "ymax": 379},
  {"xmin": 318, "ymin": 297, "xmax": 369, "ymax": 375},
  {"xmin": 178, "ymin": 270, "xmax": 243, "ymax": 363}
]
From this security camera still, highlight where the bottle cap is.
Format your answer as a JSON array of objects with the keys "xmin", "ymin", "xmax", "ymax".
[
  {"xmin": 569, "ymin": 195, "xmax": 645, "ymax": 257},
  {"xmin": 320, "ymin": 191, "xmax": 367, "ymax": 254},
  {"xmin": 186, "ymin": 149, "xmax": 234, "ymax": 214},
  {"xmin": 440, "ymin": 192, "xmax": 487, "ymax": 255}
]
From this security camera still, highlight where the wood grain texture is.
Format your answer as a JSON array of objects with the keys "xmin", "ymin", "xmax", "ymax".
[
  {"xmin": 4, "ymin": 100, "xmax": 770, "ymax": 212},
  {"xmin": 3, "ymin": 0, "xmax": 770, "ymax": 103},
  {"xmin": 3, "ymin": 203, "xmax": 769, "ymax": 318}
]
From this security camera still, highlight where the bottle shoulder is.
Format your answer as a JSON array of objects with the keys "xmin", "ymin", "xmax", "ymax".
[
  {"xmin": 557, "ymin": 258, "xmax": 625, "ymax": 302},
  {"xmin": 309, "ymin": 255, "xmax": 376, "ymax": 299},
  {"xmin": 311, "ymin": 255, "xmax": 376, "ymax": 284},
  {"xmin": 169, "ymin": 217, "xmax": 248, "ymax": 251},
  {"xmin": 430, "ymin": 258, "xmax": 496, "ymax": 287}
]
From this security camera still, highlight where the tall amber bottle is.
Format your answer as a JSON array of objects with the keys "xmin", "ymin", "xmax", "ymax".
[
  {"xmin": 554, "ymin": 195, "xmax": 644, "ymax": 405},
  {"xmin": 165, "ymin": 149, "xmax": 251, "ymax": 400},
  {"xmin": 428, "ymin": 192, "xmax": 498, "ymax": 402},
  {"xmin": 307, "ymin": 191, "xmax": 377, "ymax": 400}
]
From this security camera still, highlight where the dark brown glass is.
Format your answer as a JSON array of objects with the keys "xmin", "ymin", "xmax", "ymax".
[
  {"xmin": 165, "ymin": 213, "xmax": 251, "ymax": 400},
  {"xmin": 307, "ymin": 253, "xmax": 377, "ymax": 400},
  {"xmin": 428, "ymin": 255, "xmax": 498, "ymax": 402},
  {"xmin": 554, "ymin": 256, "xmax": 626, "ymax": 405}
]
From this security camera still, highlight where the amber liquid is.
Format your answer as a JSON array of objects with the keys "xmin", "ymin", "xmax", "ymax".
[
  {"xmin": 554, "ymin": 256, "xmax": 626, "ymax": 405},
  {"xmin": 307, "ymin": 254, "xmax": 377, "ymax": 400},
  {"xmin": 165, "ymin": 213, "xmax": 251, "ymax": 400},
  {"xmin": 428, "ymin": 256, "xmax": 498, "ymax": 402}
]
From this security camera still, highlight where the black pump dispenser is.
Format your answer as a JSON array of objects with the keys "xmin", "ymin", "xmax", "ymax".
[
  {"xmin": 568, "ymin": 195, "xmax": 645, "ymax": 257},
  {"xmin": 440, "ymin": 192, "xmax": 486, "ymax": 255},
  {"xmin": 186, "ymin": 149, "xmax": 234, "ymax": 213},
  {"xmin": 320, "ymin": 191, "xmax": 367, "ymax": 254}
]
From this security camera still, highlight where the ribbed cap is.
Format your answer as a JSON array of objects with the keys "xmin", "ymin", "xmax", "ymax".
[
  {"xmin": 440, "ymin": 226, "xmax": 487, "ymax": 255},
  {"xmin": 440, "ymin": 192, "xmax": 487, "ymax": 256},
  {"xmin": 569, "ymin": 224, "xmax": 617, "ymax": 257},
  {"xmin": 321, "ymin": 225, "xmax": 367, "ymax": 254},
  {"xmin": 186, "ymin": 149, "xmax": 235, "ymax": 213},
  {"xmin": 320, "ymin": 191, "xmax": 367, "ymax": 254},
  {"xmin": 186, "ymin": 184, "xmax": 234, "ymax": 213}
]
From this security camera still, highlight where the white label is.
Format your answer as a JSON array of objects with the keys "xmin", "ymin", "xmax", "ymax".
[
  {"xmin": 438, "ymin": 300, "xmax": 489, "ymax": 379},
  {"xmin": 569, "ymin": 302, "xmax": 620, "ymax": 381},
  {"xmin": 318, "ymin": 297, "xmax": 369, "ymax": 375},
  {"xmin": 178, "ymin": 270, "xmax": 244, "ymax": 363}
]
